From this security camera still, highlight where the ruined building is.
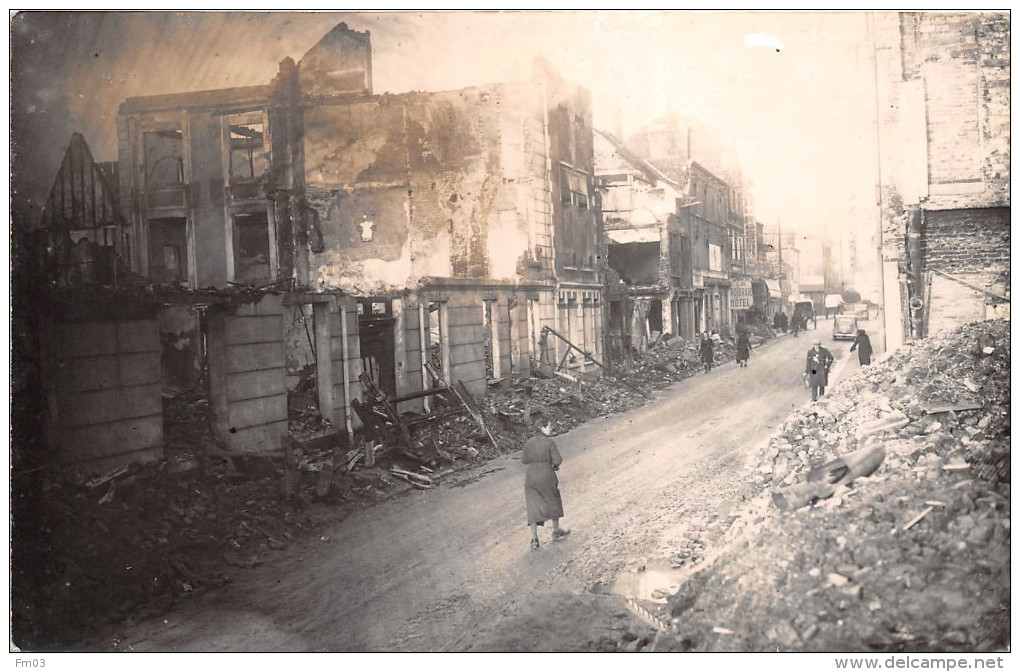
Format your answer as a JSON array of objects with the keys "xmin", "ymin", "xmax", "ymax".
[
  {"xmin": 873, "ymin": 12, "xmax": 1010, "ymax": 349},
  {"xmin": 73, "ymin": 23, "xmax": 605, "ymax": 471},
  {"xmin": 595, "ymin": 130, "xmax": 695, "ymax": 360}
]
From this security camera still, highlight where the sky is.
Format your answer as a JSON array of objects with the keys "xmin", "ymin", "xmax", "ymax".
[{"xmin": 11, "ymin": 11, "xmax": 884, "ymax": 258}]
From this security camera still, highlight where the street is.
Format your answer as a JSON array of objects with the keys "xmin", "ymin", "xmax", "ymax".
[{"xmin": 110, "ymin": 329, "xmax": 858, "ymax": 652}]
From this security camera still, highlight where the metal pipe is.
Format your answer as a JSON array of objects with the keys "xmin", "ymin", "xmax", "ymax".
[{"xmin": 339, "ymin": 301, "xmax": 355, "ymax": 447}]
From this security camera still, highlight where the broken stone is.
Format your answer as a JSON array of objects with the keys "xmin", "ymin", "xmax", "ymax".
[{"xmin": 827, "ymin": 573, "xmax": 849, "ymax": 588}]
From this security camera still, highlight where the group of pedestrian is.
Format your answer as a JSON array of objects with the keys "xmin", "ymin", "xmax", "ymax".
[{"xmin": 521, "ymin": 323, "xmax": 876, "ymax": 550}]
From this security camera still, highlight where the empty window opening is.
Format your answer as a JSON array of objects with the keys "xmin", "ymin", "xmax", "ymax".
[
  {"xmin": 229, "ymin": 123, "xmax": 267, "ymax": 181},
  {"xmin": 161, "ymin": 306, "xmax": 213, "ymax": 462},
  {"xmin": 425, "ymin": 301, "xmax": 448, "ymax": 387},
  {"xmin": 358, "ymin": 298, "xmax": 397, "ymax": 398},
  {"xmin": 233, "ymin": 212, "xmax": 271, "ymax": 284},
  {"xmin": 483, "ymin": 300, "xmax": 496, "ymax": 379},
  {"xmin": 144, "ymin": 130, "xmax": 184, "ymax": 188},
  {"xmin": 286, "ymin": 304, "xmax": 333, "ymax": 439},
  {"xmin": 649, "ymin": 299, "xmax": 664, "ymax": 335},
  {"xmin": 147, "ymin": 217, "xmax": 188, "ymax": 285}
]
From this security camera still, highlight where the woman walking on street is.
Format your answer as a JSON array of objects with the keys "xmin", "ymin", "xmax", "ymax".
[
  {"xmin": 699, "ymin": 331, "xmax": 714, "ymax": 373},
  {"xmin": 735, "ymin": 331, "xmax": 751, "ymax": 368},
  {"xmin": 850, "ymin": 328, "xmax": 873, "ymax": 366},
  {"xmin": 522, "ymin": 420, "xmax": 570, "ymax": 550}
]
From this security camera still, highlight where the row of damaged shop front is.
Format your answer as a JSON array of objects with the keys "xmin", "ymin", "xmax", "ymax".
[
  {"xmin": 594, "ymin": 128, "xmax": 782, "ymax": 365},
  {"xmin": 16, "ymin": 22, "xmax": 609, "ymax": 479}
]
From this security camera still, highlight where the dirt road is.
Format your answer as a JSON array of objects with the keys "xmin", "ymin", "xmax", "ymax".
[{"xmin": 111, "ymin": 331, "xmax": 854, "ymax": 652}]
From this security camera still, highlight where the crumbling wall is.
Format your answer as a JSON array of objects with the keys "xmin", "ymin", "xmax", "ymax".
[
  {"xmin": 43, "ymin": 317, "xmax": 163, "ymax": 473},
  {"xmin": 607, "ymin": 242, "xmax": 661, "ymax": 285},
  {"xmin": 305, "ymin": 88, "xmax": 531, "ymax": 292},
  {"xmin": 207, "ymin": 294, "xmax": 288, "ymax": 453},
  {"xmin": 924, "ymin": 207, "xmax": 1010, "ymax": 333},
  {"xmin": 298, "ymin": 22, "xmax": 372, "ymax": 98},
  {"xmin": 498, "ymin": 82, "xmax": 555, "ymax": 281},
  {"xmin": 910, "ymin": 12, "xmax": 1010, "ymax": 210}
]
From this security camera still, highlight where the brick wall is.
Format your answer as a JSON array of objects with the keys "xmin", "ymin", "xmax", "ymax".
[
  {"xmin": 911, "ymin": 12, "xmax": 1011, "ymax": 210},
  {"xmin": 924, "ymin": 207, "xmax": 1009, "ymax": 334}
]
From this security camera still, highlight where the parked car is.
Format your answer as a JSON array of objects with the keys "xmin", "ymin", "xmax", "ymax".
[
  {"xmin": 832, "ymin": 314, "xmax": 859, "ymax": 341},
  {"xmin": 845, "ymin": 302, "xmax": 871, "ymax": 320}
]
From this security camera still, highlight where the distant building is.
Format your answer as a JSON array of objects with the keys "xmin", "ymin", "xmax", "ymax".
[{"xmin": 873, "ymin": 12, "xmax": 1010, "ymax": 348}]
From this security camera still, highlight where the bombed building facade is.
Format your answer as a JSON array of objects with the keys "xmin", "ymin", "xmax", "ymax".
[
  {"xmin": 873, "ymin": 12, "xmax": 1010, "ymax": 349},
  {"xmin": 29, "ymin": 22, "xmax": 605, "ymax": 473},
  {"xmin": 595, "ymin": 130, "xmax": 695, "ymax": 359}
]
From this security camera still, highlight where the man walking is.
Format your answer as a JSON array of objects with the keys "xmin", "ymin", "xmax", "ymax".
[{"xmin": 804, "ymin": 339, "xmax": 834, "ymax": 402}]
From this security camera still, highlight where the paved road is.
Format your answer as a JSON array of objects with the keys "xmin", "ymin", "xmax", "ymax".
[{"xmin": 115, "ymin": 329, "xmax": 856, "ymax": 652}]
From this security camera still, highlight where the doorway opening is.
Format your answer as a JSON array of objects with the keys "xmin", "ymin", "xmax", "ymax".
[{"xmin": 359, "ymin": 298, "xmax": 397, "ymax": 398}]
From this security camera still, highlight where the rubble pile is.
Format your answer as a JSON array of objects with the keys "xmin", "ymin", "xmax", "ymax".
[
  {"xmin": 13, "ymin": 327, "xmax": 763, "ymax": 649},
  {"xmin": 10, "ymin": 440, "xmax": 432, "ymax": 649},
  {"xmin": 651, "ymin": 319, "xmax": 1010, "ymax": 652}
]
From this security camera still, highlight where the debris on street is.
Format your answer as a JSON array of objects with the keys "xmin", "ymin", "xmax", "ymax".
[
  {"xmin": 645, "ymin": 319, "xmax": 1009, "ymax": 652},
  {"xmin": 12, "ymin": 325, "xmax": 756, "ymax": 649}
]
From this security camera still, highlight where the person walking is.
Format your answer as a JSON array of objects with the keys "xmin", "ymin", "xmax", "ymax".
[
  {"xmin": 735, "ymin": 330, "xmax": 751, "ymax": 368},
  {"xmin": 522, "ymin": 420, "xmax": 570, "ymax": 550},
  {"xmin": 699, "ymin": 331, "xmax": 714, "ymax": 373},
  {"xmin": 850, "ymin": 328, "xmax": 873, "ymax": 366},
  {"xmin": 804, "ymin": 339, "xmax": 835, "ymax": 402}
]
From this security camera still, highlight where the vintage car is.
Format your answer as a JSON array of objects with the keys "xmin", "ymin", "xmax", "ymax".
[
  {"xmin": 832, "ymin": 314, "xmax": 859, "ymax": 341},
  {"xmin": 845, "ymin": 302, "xmax": 871, "ymax": 320}
]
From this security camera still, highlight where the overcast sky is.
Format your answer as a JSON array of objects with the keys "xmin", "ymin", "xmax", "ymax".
[{"xmin": 11, "ymin": 10, "xmax": 883, "ymax": 248}]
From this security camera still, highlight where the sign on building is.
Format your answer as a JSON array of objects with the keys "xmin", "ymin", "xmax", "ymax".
[{"xmin": 732, "ymin": 277, "xmax": 753, "ymax": 309}]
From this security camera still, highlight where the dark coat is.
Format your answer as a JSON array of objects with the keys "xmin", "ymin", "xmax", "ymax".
[
  {"xmin": 735, "ymin": 334, "xmax": 751, "ymax": 361},
  {"xmin": 850, "ymin": 332, "xmax": 873, "ymax": 364},
  {"xmin": 522, "ymin": 435, "xmax": 564, "ymax": 525},
  {"xmin": 699, "ymin": 338, "xmax": 714, "ymax": 363},
  {"xmin": 805, "ymin": 346, "xmax": 834, "ymax": 388}
]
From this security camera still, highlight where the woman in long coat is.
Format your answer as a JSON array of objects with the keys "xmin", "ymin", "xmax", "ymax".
[
  {"xmin": 522, "ymin": 421, "xmax": 570, "ymax": 550},
  {"xmin": 735, "ymin": 331, "xmax": 751, "ymax": 368},
  {"xmin": 850, "ymin": 328, "xmax": 873, "ymax": 366},
  {"xmin": 699, "ymin": 332, "xmax": 714, "ymax": 373}
]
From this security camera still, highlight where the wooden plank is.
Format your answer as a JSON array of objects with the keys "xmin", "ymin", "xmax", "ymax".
[
  {"xmin": 227, "ymin": 394, "xmax": 288, "ymax": 429},
  {"xmin": 60, "ymin": 383, "xmax": 163, "ymax": 428},
  {"xmin": 226, "ymin": 342, "xmax": 285, "ymax": 373},
  {"xmin": 224, "ymin": 314, "xmax": 284, "ymax": 345},
  {"xmin": 227, "ymin": 369, "xmax": 288, "ymax": 402},
  {"xmin": 71, "ymin": 446, "xmax": 163, "ymax": 474}
]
